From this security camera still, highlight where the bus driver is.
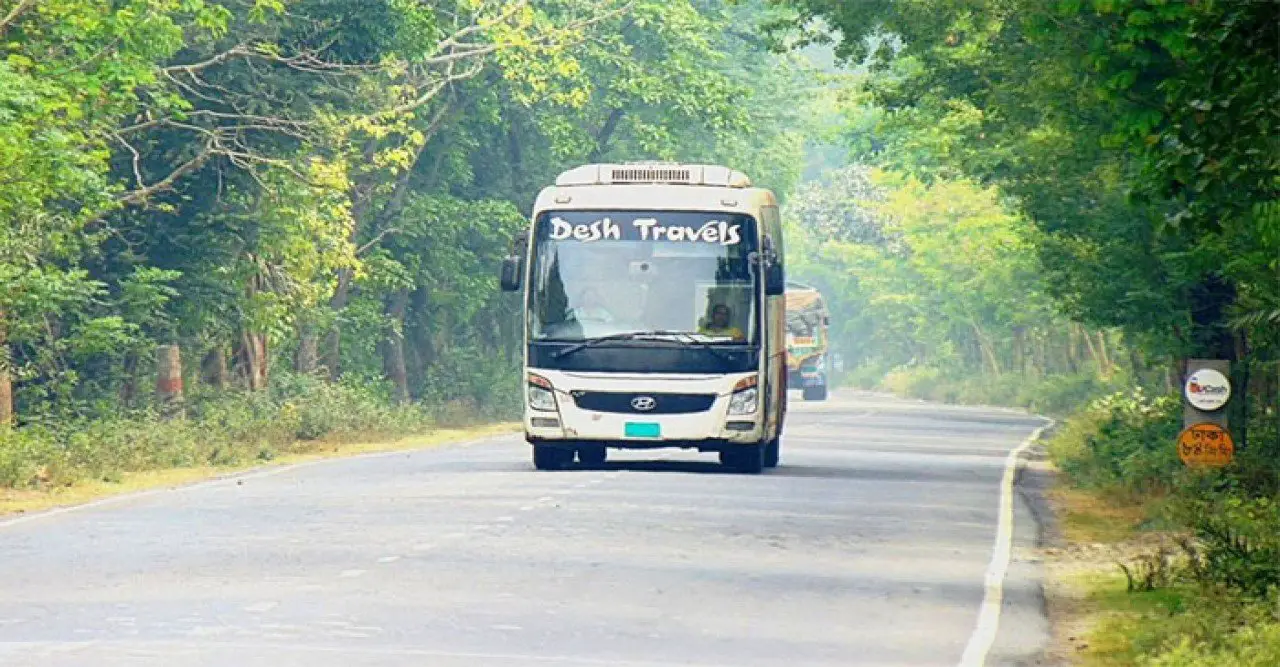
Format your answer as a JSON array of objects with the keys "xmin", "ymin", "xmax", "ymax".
[{"xmin": 700, "ymin": 303, "xmax": 744, "ymax": 341}]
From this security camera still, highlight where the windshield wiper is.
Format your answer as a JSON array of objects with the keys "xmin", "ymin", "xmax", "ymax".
[
  {"xmin": 551, "ymin": 332, "xmax": 647, "ymax": 359},
  {"xmin": 639, "ymin": 330, "xmax": 736, "ymax": 363},
  {"xmin": 551, "ymin": 330, "xmax": 737, "ymax": 362}
]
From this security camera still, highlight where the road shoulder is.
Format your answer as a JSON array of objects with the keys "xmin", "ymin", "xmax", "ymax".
[{"xmin": 0, "ymin": 422, "xmax": 519, "ymax": 520}]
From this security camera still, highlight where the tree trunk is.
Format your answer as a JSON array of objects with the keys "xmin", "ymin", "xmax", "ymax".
[
  {"xmin": 118, "ymin": 351, "xmax": 139, "ymax": 406},
  {"xmin": 971, "ymin": 322, "xmax": 1002, "ymax": 376},
  {"xmin": 1096, "ymin": 331, "xmax": 1112, "ymax": 376},
  {"xmin": 1035, "ymin": 332, "xmax": 1048, "ymax": 377},
  {"xmin": 238, "ymin": 330, "xmax": 269, "ymax": 391},
  {"xmin": 1012, "ymin": 327, "xmax": 1026, "ymax": 376},
  {"xmin": 381, "ymin": 289, "xmax": 411, "ymax": 404},
  {"xmin": 406, "ymin": 287, "xmax": 433, "ymax": 396},
  {"xmin": 295, "ymin": 323, "xmax": 319, "ymax": 375},
  {"xmin": 155, "ymin": 344, "xmax": 184, "ymax": 417},
  {"xmin": 201, "ymin": 347, "xmax": 228, "ymax": 389},
  {"xmin": 1167, "ymin": 357, "xmax": 1184, "ymax": 394},
  {"xmin": 323, "ymin": 269, "xmax": 353, "ymax": 380},
  {"xmin": 1064, "ymin": 326, "xmax": 1080, "ymax": 373},
  {"xmin": 1128, "ymin": 347, "xmax": 1144, "ymax": 381},
  {"xmin": 589, "ymin": 108, "xmax": 625, "ymax": 161},
  {"xmin": 0, "ymin": 313, "xmax": 11, "ymax": 427},
  {"xmin": 1082, "ymin": 327, "xmax": 1102, "ymax": 370}
]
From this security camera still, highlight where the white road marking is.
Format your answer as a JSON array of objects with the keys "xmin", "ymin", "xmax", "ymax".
[
  {"xmin": 338, "ymin": 569, "xmax": 366, "ymax": 579},
  {"xmin": 376, "ymin": 556, "xmax": 400, "ymax": 564},
  {"xmin": 496, "ymin": 516, "xmax": 515, "ymax": 523},
  {"xmin": 243, "ymin": 602, "xmax": 278, "ymax": 614},
  {"xmin": 536, "ymin": 496, "xmax": 554, "ymax": 503},
  {"xmin": 957, "ymin": 418, "xmax": 1055, "ymax": 667},
  {"xmin": 519, "ymin": 505, "xmax": 535, "ymax": 511}
]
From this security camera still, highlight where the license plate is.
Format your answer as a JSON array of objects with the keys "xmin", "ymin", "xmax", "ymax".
[{"xmin": 624, "ymin": 422, "xmax": 661, "ymax": 438}]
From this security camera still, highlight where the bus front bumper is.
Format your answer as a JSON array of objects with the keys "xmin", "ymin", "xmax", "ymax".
[{"xmin": 523, "ymin": 371, "xmax": 765, "ymax": 449}]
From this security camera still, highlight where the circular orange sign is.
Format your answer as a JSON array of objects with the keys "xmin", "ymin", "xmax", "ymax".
[{"xmin": 1177, "ymin": 423, "xmax": 1234, "ymax": 468}]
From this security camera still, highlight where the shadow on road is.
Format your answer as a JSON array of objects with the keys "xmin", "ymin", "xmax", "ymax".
[{"xmin": 566, "ymin": 460, "xmax": 1007, "ymax": 484}]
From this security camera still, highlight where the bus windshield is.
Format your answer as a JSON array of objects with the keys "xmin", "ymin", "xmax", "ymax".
[{"xmin": 528, "ymin": 211, "xmax": 759, "ymax": 345}]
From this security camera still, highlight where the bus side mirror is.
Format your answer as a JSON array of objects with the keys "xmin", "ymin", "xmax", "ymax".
[
  {"xmin": 500, "ymin": 256, "xmax": 522, "ymax": 292},
  {"xmin": 766, "ymin": 265, "xmax": 785, "ymax": 296},
  {"xmin": 762, "ymin": 237, "xmax": 784, "ymax": 296}
]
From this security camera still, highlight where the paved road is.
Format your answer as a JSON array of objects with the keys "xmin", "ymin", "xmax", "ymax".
[{"xmin": 0, "ymin": 391, "xmax": 1050, "ymax": 667}]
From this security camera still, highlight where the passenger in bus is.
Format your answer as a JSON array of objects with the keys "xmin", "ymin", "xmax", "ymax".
[{"xmin": 699, "ymin": 304, "xmax": 744, "ymax": 341}]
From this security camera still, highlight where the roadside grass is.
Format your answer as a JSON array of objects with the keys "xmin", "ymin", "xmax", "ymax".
[
  {"xmin": 1062, "ymin": 562, "xmax": 1280, "ymax": 667},
  {"xmin": 0, "ymin": 422, "xmax": 519, "ymax": 518},
  {"xmin": 1041, "ymin": 389, "xmax": 1280, "ymax": 667},
  {"xmin": 1047, "ymin": 485, "xmax": 1153, "ymax": 544}
]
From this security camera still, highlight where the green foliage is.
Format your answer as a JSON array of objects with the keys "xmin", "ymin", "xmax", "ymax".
[
  {"xmin": 0, "ymin": 373, "xmax": 438, "ymax": 489},
  {"xmin": 1, "ymin": 0, "xmax": 831, "ymax": 486},
  {"xmin": 785, "ymin": 165, "xmax": 1129, "ymax": 404},
  {"xmin": 1175, "ymin": 494, "xmax": 1280, "ymax": 599},
  {"xmin": 771, "ymin": 0, "xmax": 1279, "ymax": 365},
  {"xmin": 1048, "ymin": 388, "xmax": 1183, "ymax": 493},
  {"xmin": 1142, "ymin": 620, "xmax": 1280, "ymax": 667},
  {"xmin": 1085, "ymin": 581, "xmax": 1280, "ymax": 667},
  {"xmin": 770, "ymin": 0, "xmax": 1279, "ymax": 659}
]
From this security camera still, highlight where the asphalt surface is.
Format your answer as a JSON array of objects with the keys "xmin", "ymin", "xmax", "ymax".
[{"xmin": 0, "ymin": 390, "xmax": 1051, "ymax": 667}]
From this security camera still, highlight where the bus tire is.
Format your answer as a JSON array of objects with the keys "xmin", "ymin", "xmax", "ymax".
[
  {"xmin": 720, "ymin": 444, "xmax": 765, "ymax": 474},
  {"xmin": 764, "ymin": 438, "xmax": 780, "ymax": 468},
  {"xmin": 532, "ymin": 445, "xmax": 572, "ymax": 471},
  {"xmin": 803, "ymin": 383, "xmax": 828, "ymax": 401},
  {"xmin": 577, "ymin": 445, "xmax": 608, "ymax": 468}
]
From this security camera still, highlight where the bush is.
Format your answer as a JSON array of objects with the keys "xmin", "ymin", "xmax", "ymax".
[
  {"xmin": 1048, "ymin": 387, "xmax": 1183, "ymax": 494},
  {"xmin": 1089, "ymin": 583, "xmax": 1280, "ymax": 667},
  {"xmin": 0, "ymin": 369, "xmax": 505, "ymax": 491},
  {"xmin": 1143, "ymin": 620, "xmax": 1280, "ymax": 667},
  {"xmin": 878, "ymin": 364, "xmax": 1127, "ymax": 416},
  {"xmin": 1175, "ymin": 494, "xmax": 1280, "ymax": 598}
]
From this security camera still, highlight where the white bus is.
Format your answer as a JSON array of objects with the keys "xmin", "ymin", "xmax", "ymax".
[{"xmin": 499, "ymin": 163, "xmax": 788, "ymax": 473}]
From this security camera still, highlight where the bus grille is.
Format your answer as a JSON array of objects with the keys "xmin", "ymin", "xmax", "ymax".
[{"xmin": 570, "ymin": 391, "xmax": 715, "ymax": 415}]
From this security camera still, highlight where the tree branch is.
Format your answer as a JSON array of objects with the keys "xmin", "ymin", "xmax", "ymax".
[
  {"xmin": 117, "ymin": 143, "xmax": 216, "ymax": 206},
  {"xmin": 0, "ymin": 0, "xmax": 38, "ymax": 34}
]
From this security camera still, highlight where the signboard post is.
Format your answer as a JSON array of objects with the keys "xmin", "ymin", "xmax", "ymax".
[{"xmin": 1178, "ymin": 358, "xmax": 1234, "ymax": 468}]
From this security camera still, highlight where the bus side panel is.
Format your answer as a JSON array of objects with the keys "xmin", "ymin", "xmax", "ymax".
[{"xmin": 769, "ymin": 292, "xmax": 787, "ymax": 440}]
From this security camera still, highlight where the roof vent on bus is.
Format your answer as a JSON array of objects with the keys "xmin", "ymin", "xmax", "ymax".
[
  {"xmin": 610, "ymin": 166, "xmax": 692, "ymax": 183},
  {"xmin": 554, "ymin": 163, "xmax": 752, "ymax": 188}
]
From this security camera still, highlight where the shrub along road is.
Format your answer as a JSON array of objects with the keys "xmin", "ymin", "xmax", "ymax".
[{"xmin": 0, "ymin": 391, "xmax": 1050, "ymax": 666}]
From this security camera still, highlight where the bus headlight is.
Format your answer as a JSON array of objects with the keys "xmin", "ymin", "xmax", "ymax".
[
  {"xmin": 728, "ymin": 376, "xmax": 759, "ymax": 415},
  {"xmin": 527, "ymin": 373, "xmax": 557, "ymax": 412},
  {"xmin": 729, "ymin": 387, "xmax": 758, "ymax": 415}
]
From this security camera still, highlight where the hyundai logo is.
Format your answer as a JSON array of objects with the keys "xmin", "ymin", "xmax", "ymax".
[{"xmin": 630, "ymin": 396, "xmax": 657, "ymax": 412}]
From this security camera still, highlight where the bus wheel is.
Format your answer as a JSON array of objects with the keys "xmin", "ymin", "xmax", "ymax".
[
  {"xmin": 577, "ymin": 445, "xmax": 608, "ymax": 468},
  {"xmin": 764, "ymin": 438, "xmax": 780, "ymax": 468},
  {"xmin": 803, "ymin": 383, "xmax": 828, "ymax": 401},
  {"xmin": 532, "ymin": 445, "xmax": 572, "ymax": 471},
  {"xmin": 720, "ymin": 444, "xmax": 764, "ymax": 474}
]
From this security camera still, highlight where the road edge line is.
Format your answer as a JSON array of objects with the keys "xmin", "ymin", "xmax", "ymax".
[{"xmin": 957, "ymin": 416, "xmax": 1057, "ymax": 667}]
